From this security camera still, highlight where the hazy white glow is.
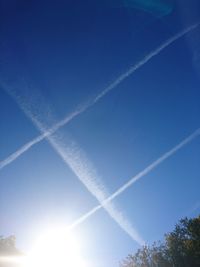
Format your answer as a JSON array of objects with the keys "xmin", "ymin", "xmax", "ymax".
[
  {"xmin": 0, "ymin": 228, "xmax": 87, "ymax": 267},
  {"xmin": 23, "ymin": 227, "xmax": 86, "ymax": 267},
  {"xmin": 0, "ymin": 255, "xmax": 25, "ymax": 263}
]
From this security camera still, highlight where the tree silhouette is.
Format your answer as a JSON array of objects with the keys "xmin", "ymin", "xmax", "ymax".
[
  {"xmin": 120, "ymin": 215, "xmax": 200, "ymax": 267},
  {"xmin": 0, "ymin": 236, "xmax": 21, "ymax": 267}
]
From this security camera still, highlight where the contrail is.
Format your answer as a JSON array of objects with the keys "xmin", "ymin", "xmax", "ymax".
[
  {"xmin": 1, "ymin": 22, "xmax": 199, "ymax": 170},
  {"xmin": 0, "ymin": 106, "xmax": 89, "ymax": 170},
  {"xmin": 2, "ymin": 88, "xmax": 145, "ymax": 245},
  {"xmin": 92, "ymin": 22, "xmax": 199, "ymax": 102},
  {"xmin": 68, "ymin": 127, "xmax": 200, "ymax": 230},
  {"xmin": 47, "ymin": 136, "xmax": 145, "ymax": 245},
  {"xmin": 0, "ymin": 22, "xmax": 199, "ymax": 242},
  {"xmin": 101, "ymin": 128, "xmax": 200, "ymax": 203}
]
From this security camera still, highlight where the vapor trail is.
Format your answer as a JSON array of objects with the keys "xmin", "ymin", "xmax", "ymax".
[
  {"xmin": 49, "ymin": 138, "xmax": 145, "ymax": 245},
  {"xmin": 2, "ymin": 88, "xmax": 145, "ymax": 245},
  {"xmin": 68, "ymin": 128, "xmax": 200, "ymax": 230},
  {"xmin": 93, "ymin": 22, "xmax": 199, "ymax": 102},
  {"xmin": 1, "ymin": 22, "xmax": 199, "ymax": 170},
  {"xmin": 102, "ymin": 128, "xmax": 200, "ymax": 203},
  {"xmin": 0, "ymin": 106, "xmax": 88, "ymax": 170}
]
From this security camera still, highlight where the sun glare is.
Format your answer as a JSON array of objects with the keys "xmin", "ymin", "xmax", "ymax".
[{"xmin": 23, "ymin": 227, "xmax": 86, "ymax": 267}]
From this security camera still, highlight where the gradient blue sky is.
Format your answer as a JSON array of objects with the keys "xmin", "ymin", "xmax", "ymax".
[{"xmin": 0, "ymin": 1, "xmax": 200, "ymax": 266}]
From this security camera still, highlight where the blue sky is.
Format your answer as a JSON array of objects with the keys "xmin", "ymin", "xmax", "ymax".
[{"xmin": 0, "ymin": 1, "xmax": 200, "ymax": 266}]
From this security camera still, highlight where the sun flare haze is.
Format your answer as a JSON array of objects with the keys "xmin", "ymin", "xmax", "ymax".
[{"xmin": 22, "ymin": 227, "xmax": 86, "ymax": 267}]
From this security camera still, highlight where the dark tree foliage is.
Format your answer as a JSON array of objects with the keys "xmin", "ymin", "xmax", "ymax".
[
  {"xmin": 0, "ymin": 236, "xmax": 19, "ymax": 256},
  {"xmin": 120, "ymin": 215, "xmax": 200, "ymax": 267},
  {"xmin": 0, "ymin": 236, "xmax": 21, "ymax": 267}
]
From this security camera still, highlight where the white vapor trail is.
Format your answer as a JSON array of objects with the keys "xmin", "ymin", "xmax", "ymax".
[
  {"xmin": 68, "ymin": 128, "xmax": 200, "ymax": 230},
  {"xmin": 0, "ymin": 22, "xmax": 199, "ymax": 170},
  {"xmin": 47, "ymin": 136, "xmax": 145, "ymax": 245},
  {"xmin": 2, "ymin": 88, "xmax": 145, "ymax": 245}
]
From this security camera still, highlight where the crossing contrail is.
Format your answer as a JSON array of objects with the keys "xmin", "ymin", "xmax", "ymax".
[
  {"xmin": 46, "ymin": 135, "xmax": 145, "ymax": 245},
  {"xmin": 2, "ymin": 88, "xmax": 145, "ymax": 245},
  {"xmin": 0, "ymin": 22, "xmax": 199, "ymax": 170},
  {"xmin": 68, "ymin": 128, "xmax": 200, "ymax": 230},
  {"xmin": 1, "ymin": 23, "xmax": 199, "ymax": 245}
]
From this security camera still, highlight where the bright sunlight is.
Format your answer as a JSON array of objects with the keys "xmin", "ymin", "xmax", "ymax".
[{"xmin": 22, "ymin": 227, "xmax": 86, "ymax": 267}]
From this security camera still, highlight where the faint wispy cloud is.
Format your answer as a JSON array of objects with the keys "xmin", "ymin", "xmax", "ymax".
[
  {"xmin": 3, "ymin": 88, "xmax": 144, "ymax": 245},
  {"xmin": 1, "ymin": 22, "xmax": 199, "ymax": 170},
  {"xmin": 68, "ymin": 128, "xmax": 200, "ymax": 229}
]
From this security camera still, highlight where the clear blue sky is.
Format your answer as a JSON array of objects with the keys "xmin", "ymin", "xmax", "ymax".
[{"xmin": 0, "ymin": 1, "xmax": 200, "ymax": 266}]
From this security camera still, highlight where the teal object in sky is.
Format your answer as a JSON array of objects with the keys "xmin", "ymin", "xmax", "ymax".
[
  {"xmin": 111, "ymin": 0, "xmax": 174, "ymax": 16},
  {"xmin": 125, "ymin": 0, "xmax": 174, "ymax": 16}
]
